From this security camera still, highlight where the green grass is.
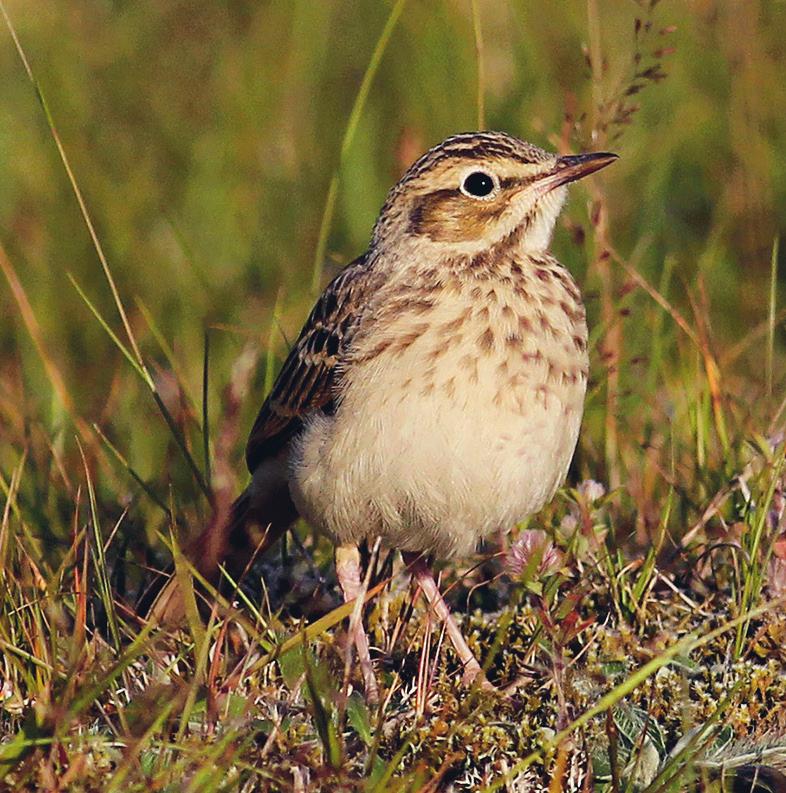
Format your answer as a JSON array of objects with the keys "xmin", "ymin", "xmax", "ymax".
[{"xmin": 1, "ymin": 0, "xmax": 786, "ymax": 790}]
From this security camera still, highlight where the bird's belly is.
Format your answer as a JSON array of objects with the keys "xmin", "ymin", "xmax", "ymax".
[{"xmin": 288, "ymin": 344, "xmax": 586, "ymax": 558}]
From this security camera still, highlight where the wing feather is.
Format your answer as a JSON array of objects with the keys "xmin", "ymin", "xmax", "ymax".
[{"xmin": 245, "ymin": 254, "xmax": 373, "ymax": 471}]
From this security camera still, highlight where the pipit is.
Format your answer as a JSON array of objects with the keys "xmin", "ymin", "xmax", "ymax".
[{"xmin": 155, "ymin": 131, "xmax": 617, "ymax": 698}]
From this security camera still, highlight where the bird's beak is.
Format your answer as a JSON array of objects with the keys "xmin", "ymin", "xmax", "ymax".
[{"xmin": 539, "ymin": 151, "xmax": 618, "ymax": 192}]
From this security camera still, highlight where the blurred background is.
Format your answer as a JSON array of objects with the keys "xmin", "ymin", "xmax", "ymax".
[{"xmin": 1, "ymin": 0, "xmax": 786, "ymax": 563}]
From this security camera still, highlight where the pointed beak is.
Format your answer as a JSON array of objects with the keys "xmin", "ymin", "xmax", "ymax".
[{"xmin": 540, "ymin": 151, "xmax": 618, "ymax": 191}]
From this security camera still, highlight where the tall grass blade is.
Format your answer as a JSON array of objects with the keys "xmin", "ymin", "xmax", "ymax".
[
  {"xmin": 767, "ymin": 237, "xmax": 779, "ymax": 399},
  {"xmin": 70, "ymin": 274, "xmax": 212, "ymax": 498},
  {"xmin": 136, "ymin": 297, "xmax": 200, "ymax": 410},
  {"xmin": 0, "ymin": 1, "xmax": 147, "ymax": 371},
  {"xmin": 77, "ymin": 439, "xmax": 121, "ymax": 652},
  {"xmin": 470, "ymin": 0, "xmax": 486, "ymax": 129},
  {"xmin": 150, "ymin": 390, "xmax": 212, "ymax": 499},
  {"xmin": 310, "ymin": 0, "xmax": 408, "ymax": 293},
  {"xmin": 302, "ymin": 638, "xmax": 342, "ymax": 770},
  {"xmin": 92, "ymin": 423, "xmax": 171, "ymax": 518},
  {"xmin": 68, "ymin": 274, "xmax": 152, "ymax": 388},
  {"xmin": 202, "ymin": 328, "xmax": 211, "ymax": 490},
  {"xmin": 734, "ymin": 445, "xmax": 786, "ymax": 657}
]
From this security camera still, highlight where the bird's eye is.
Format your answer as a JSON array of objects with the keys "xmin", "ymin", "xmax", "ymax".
[{"xmin": 461, "ymin": 170, "xmax": 496, "ymax": 198}]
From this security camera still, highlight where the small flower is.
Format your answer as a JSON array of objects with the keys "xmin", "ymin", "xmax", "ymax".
[
  {"xmin": 577, "ymin": 479, "xmax": 606, "ymax": 504},
  {"xmin": 507, "ymin": 529, "xmax": 563, "ymax": 578},
  {"xmin": 560, "ymin": 479, "xmax": 609, "ymax": 552},
  {"xmin": 560, "ymin": 514, "xmax": 578, "ymax": 533}
]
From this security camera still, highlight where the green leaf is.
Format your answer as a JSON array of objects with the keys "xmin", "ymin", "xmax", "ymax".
[
  {"xmin": 302, "ymin": 643, "xmax": 342, "ymax": 770},
  {"xmin": 278, "ymin": 644, "xmax": 306, "ymax": 690},
  {"xmin": 0, "ymin": 710, "xmax": 49, "ymax": 778},
  {"xmin": 347, "ymin": 691, "xmax": 373, "ymax": 746}
]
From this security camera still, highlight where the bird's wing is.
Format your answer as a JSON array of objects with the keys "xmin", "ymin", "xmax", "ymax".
[{"xmin": 245, "ymin": 254, "xmax": 374, "ymax": 472}]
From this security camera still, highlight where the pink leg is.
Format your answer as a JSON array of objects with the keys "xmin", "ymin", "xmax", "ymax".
[
  {"xmin": 335, "ymin": 544, "xmax": 379, "ymax": 703},
  {"xmin": 404, "ymin": 552, "xmax": 493, "ymax": 690}
]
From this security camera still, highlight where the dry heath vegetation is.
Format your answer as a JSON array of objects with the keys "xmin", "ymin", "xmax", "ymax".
[{"xmin": 1, "ymin": 1, "xmax": 786, "ymax": 791}]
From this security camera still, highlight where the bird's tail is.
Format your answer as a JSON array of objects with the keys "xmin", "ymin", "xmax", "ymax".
[{"xmin": 145, "ymin": 482, "xmax": 296, "ymax": 625}]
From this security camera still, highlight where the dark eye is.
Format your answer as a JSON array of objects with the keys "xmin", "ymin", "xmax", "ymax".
[{"xmin": 461, "ymin": 171, "xmax": 495, "ymax": 198}]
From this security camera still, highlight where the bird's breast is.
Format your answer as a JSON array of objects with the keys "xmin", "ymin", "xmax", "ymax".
[
  {"xmin": 289, "ymin": 253, "xmax": 589, "ymax": 557},
  {"xmin": 351, "ymin": 252, "xmax": 588, "ymax": 416}
]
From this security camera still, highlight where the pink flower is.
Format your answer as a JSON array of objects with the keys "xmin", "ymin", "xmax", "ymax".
[{"xmin": 507, "ymin": 529, "xmax": 563, "ymax": 578}]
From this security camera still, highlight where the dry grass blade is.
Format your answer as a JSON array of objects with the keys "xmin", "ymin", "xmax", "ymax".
[
  {"xmin": 76, "ymin": 438, "xmax": 121, "ymax": 652},
  {"xmin": 247, "ymin": 575, "xmax": 391, "ymax": 676},
  {"xmin": 0, "ymin": 246, "xmax": 92, "ymax": 443},
  {"xmin": 0, "ymin": 449, "xmax": 27, "ymax": 567}
]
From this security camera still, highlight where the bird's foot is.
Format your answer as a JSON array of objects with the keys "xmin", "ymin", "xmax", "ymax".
[
  {"xmin": 335, "ymin": 543, "xmax": 380, "ymax": 704},
  {"xmin": 404, "ymin": 552, "xmax": 503, "ymax": 695}
]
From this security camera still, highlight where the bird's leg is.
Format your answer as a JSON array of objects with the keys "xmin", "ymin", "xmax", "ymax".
[
  {"xmin": 403, "ymin": 552, "xmax": 493, "ymax": 690},
  {"xmin": 334, "ymin": 543, "xmax": 379, "ymax": 703}
]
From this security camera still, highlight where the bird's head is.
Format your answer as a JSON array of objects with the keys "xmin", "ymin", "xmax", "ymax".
[{"xmin": 373, "ymin": 131, "xmax": 617, "ymax": 257}]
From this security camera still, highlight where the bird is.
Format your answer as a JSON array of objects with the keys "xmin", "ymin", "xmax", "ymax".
[{"xmin": 151, "ymin": 130, "xmax": 617, "ymax": 699}]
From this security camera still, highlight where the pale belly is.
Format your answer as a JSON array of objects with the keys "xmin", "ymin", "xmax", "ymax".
[{"xmin": 288, "ymin": 342, "xmax": 586, "ymax": 558}]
